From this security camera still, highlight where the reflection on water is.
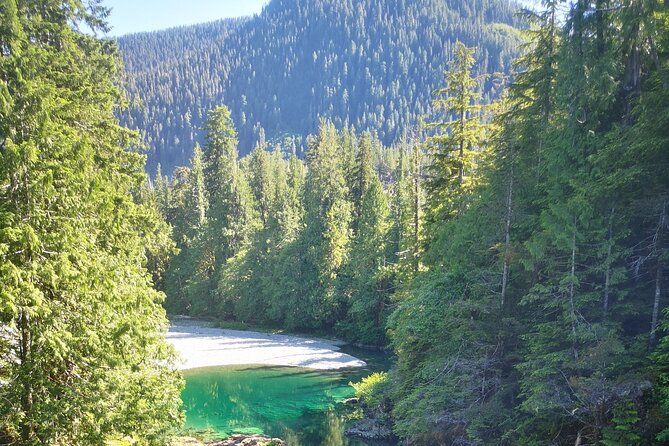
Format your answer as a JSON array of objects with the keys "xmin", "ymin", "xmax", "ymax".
[{"xmin": 181, "ymin": 346, "xmax": 396, "ymax": 446}]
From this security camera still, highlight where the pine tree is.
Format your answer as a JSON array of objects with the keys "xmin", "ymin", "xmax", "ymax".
[
  {"xmin": 345, "ymin": 175, "xmax": 391, "ymax": 344},
  {"xmin": 283, "ymin": 154, "xmax": 305, "ymax": 243},
  {"xmin": 246, "ymin": 142, "xmax": 275, "ymax": 227},
  {"xmin": 193, "ymin": 105, "xmax": 258, "ymax": 315},
  {"xmin": 390, "ymin": 135, "xmax": 423, "ymax": 283},
  {"xmin": 601, "ymin": 401, "xmax": 642, "ymax": 446},
  {"xmin": 190, "ymin": 144, "xmax": 208, "ymax": 227},
  {"xmin": 351, "ymin": 132, "xmax": 375, "ymax": 229},
  {"xmin": 0, "ymin": 1, "xmax": 182, "ymax": 443},
  {"xmin": 425, "ymin": 42, "xmax": 488, "ymax": 224},
  {"xmin": 302, "ymin": 121, "xmax": 353, "ymax": 327},
  {"xmin": 223, "ymin": 143, "xmax": 285, "ymax": 323},
  {"xmin": 162, "ymin": 146, "xmax": 208, "ymax": 314}
]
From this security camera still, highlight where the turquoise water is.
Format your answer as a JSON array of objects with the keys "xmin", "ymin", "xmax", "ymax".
[{"xmin": 181, "ymin": 346, "xmax": 396, "ymax": 445}]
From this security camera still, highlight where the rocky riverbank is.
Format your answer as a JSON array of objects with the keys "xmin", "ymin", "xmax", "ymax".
[
  {"xmin": 173, "ymin": 434, "xmax": 286, "ymax": 446},
  {"xmin": 346, "ymin": 418, "xmax": 394, "ymax": 440}
]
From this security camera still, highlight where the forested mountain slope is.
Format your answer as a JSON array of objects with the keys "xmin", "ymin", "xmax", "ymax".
[
  {"xmin": 151, "ymin": 0, "xmax": 669, "ymax": 443},
  {"xmin": 118, "ymin": 0, "xmax": 523, "ymax": 175}
]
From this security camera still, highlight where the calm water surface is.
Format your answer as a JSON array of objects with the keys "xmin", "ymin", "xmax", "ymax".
[{"xmin": 181, "ymin": 346, "xmax": 396, "ymax": 445}]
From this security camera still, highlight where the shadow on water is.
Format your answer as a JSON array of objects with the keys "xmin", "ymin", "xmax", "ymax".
[{"xmin": 181, "ymin": 346, "xmax": 396, "ymax": 446}]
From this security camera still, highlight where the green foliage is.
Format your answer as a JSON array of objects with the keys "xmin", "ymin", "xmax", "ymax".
[
  {"xmin": 388, "ymin": 270, "xmax": 505, "ymax": 441},
  {"xmin": 0, "ymin": 0, "xmax": 183, "ymax": 443},
  {"xmin": 425, "ymin": 42, "xmax": 490, "ymax": 222},
  {"xmin": 385, "ymin": 1, "xmax": 669, "ymax": 444},
  {"xmin": 159, "ymin": 116, "xmax": 407, "ymax": 340},
  {"xmin": 350, "ymin": 372, "xmax": 390, "ymax": 408},
  {"xmin": 654, "ymin": 308, "xmax": 669, "ymax": 441},
  {"xmin": 148, "ymin": 2, "xmax": 669, "ymax": 445},
  {"xmin": 340, "ymin": 176, "xmax": 392, "ymax": 344},
  {"xmin": 601, "ymin": 400, "xmax": 642, "ymax": 446}
]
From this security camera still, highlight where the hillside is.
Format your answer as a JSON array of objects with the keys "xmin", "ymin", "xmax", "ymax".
[{"xmin": 118, "ymin": 0, "xmax": 524, "ymax": 175}]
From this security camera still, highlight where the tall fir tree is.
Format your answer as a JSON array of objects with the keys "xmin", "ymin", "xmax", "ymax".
[
  {"xmin": 303, "ymin": 121, "xmax": 353, "ymax": 328},
  {"xmin": 0, "ymin": 1, "xmax": 182, "ymax": 443},
  {"xmin": 191, "ymin": 105, "xmax": 257, "ymax": 315},
  {"xmin": 344, "ymin": 175, "xmax": 392, "ymax": 344},
  {"xmin": 425, "ymin": 42, "xmax": 489, "ymax": 226}
]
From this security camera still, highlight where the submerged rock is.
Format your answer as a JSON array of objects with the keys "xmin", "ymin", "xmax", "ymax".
[
  {"xmin": 345, "ymin": 418, "xmax": 393, "ymax": 440},
  {"xmin": 172, "ymin": 435, "xmax": 286, "ymax": 446},
  {"xmin": 211, "ymin": 434, "xmax": 286, "ymax": 446}
]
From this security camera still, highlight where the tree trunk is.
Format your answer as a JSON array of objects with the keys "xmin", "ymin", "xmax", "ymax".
[
  {"xmin": 501, "ymin": 162, "xmax": 514, "ymax": 308},
  {"xmin": 412, "ymin": 143, "xmax": 420, "ymax": 274},
  {"xmin": 650, "ymin": 201, "xmax": 666, "ymax": 349},
  {"xmin": 603, "ymin": 206, "xmax": 614, "ymax": 316},
  {"xmin": 458, "ymin": 89, "xmax": 466, "ymax": 184},
  {"xmin": 19, "ymin": 310, "xmax": 34, "ymax": 442},
  {"xmin": 650, "ymin": 263, "xmax": 662, "ymax": 349},
  {"xmin": 459, "ymin": 119, "xmax": 465, "ymax": 184},
  {"xmin": 569, "ymin": 226, "xmax": 579, "ymax": 361}
]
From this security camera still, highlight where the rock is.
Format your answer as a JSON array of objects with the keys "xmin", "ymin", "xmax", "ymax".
[
  {"xmin": 342, "ymin": 397, "xmax": 359, "ymax": 405},
  {"xmin": 210, "ymin": 434, "xmax": 287, "ymax": 446},
  {"xmin": 345, "ymin": 418, "xmax": 393, "ymax": 440},
  {"xmin": 171, "ymin": 437, "xmax": 203, "ymax": 446}
]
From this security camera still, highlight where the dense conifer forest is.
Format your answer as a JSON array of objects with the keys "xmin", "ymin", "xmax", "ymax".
[
  {"xmin": 3, "ymin": 0, "xmax": 669, "ymax": 445},
  {"xmin": 0, "ymin": 1, "xmax": 182, "ymax": 444},
  {"xmin": 117, "ymin": 0, "xmax": 524, "ymax": 175},
  {"xmin": 152, "ymin": 0, "xmax": 669, "ymax": 444}
]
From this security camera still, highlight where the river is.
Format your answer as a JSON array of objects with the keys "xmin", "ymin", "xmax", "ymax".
[{"xmin": 168, "ymin": 321, "xmax": 397, "ymax": 445}]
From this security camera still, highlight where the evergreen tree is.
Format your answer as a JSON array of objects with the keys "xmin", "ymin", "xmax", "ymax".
[
  {"xmin": 190, "ymin": 144, "xmax": 208, "ymax": 227},
  {"xmin": 162, "ymin": 146, "xmax": 208, "ymax": 314},
  {"xmin": 116, "ymin": 0, "xmax": 524, "ymax": 174},
  {"xmin": 343, "ymin": 175, "xmax": 391, "ymax": 344},
  {"xmin": 425, "ymin": 42, "xmax": 489, "ymax": 225},
  {"xmin": 283, "ymin": 154, "xmax": 306, "ymax": 243},
  {"xmin": 302, "ymin": 121, "xmax": 353, "ymax": 328},
  {"xmin": 192, "ymin": 105, "xmax": 258, "ymax": 315},
  {"xmin": 222, "ymin": 142, "xmax": 283, "ymax": 323},
  {"xmin": 389, "ymin": 135, "xmax": 423, "ymax": 283},
  {"xmin": 0, "ymin": 1, "xmax": 182, "ymax": 443},
  {"xmin": 246, "ymin": 142, "xmax": 275, "ymax": 227},
  {"xmin": 351, "ymin": 132, "xmax": 375, "ymax": 229}
]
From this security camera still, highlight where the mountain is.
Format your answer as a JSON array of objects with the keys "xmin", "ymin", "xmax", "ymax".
[{"xmin": 117, "ymin": 0, "xmax": 524, "ymax": 175}]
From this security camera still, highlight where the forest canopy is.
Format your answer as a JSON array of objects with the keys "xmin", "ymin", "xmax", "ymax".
[
  {"xmin": 0, "ymin": 1, "xmax": 182, "ymax": 444},
  {"xmin": 3, "ymin": 0, "xmax": 669, "ymax": 445},
  {"xmin": 152, "ymin": 0, "xmax": 669, "ymax": 444},
  {"xmin": 118, "ymin": 0, "xmax": 524, "ymax": 175}
]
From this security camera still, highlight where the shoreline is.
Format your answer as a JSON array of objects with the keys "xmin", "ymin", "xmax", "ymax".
[{"xmin": 166, "ymin": 319, "xmax": 367, "ymax": 370}]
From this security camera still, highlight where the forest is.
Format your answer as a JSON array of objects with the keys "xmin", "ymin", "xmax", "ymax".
[
  {"xmin": 2, "ymin": 0, "xmax": 669, "ymax": 445},
  {"xmin": 117, "ymin": 0, "xmax": 524, "ymax": 175},
  {"xmin": 153, "ymin": 0, "xmax": 669, "ymax": 444},
  {"xmin": 0, "ymin": 0, "xmax": 182, "ymax": 444}
]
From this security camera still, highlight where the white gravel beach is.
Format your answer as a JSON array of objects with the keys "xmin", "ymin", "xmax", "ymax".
[{"xmin": 167, "ymin": 319, "xmax": 366, "ymax": 371}]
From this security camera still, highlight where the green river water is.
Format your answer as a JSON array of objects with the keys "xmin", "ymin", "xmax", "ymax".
[{"xmin": 181, "ymin": 346, "xmax": 396, "ymax": 445}]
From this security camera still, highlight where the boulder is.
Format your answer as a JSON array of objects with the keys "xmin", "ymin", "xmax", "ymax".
[
  {"xmin": 345, "ymin": 418, "xmax": 393, "ymax": 440},
  {"xmin": 211, "ymin": 434, "xmax": 286, "ymax": 446}
]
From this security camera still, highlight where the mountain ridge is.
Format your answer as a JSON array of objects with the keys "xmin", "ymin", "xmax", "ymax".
[{"xmin": 118, "ymin": 0, "xmax": 524, "ymax": 175}]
